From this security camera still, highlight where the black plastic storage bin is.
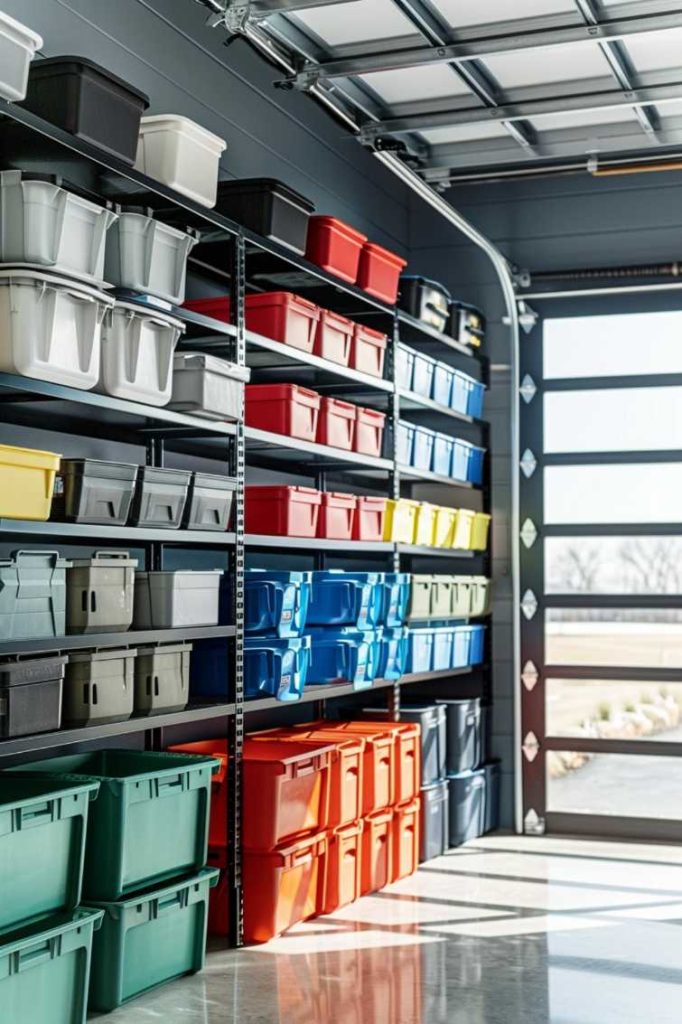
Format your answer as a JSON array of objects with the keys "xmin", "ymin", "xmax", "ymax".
[
  {"xmin": 0, "ymin": 655, "xmax": 65, "ymax": 737},
  {"xmin": 448, "ymin": 301, "xmax": 486, "ymax": 349},
  {"xmin": 52, "ymin": 458, "xmax": 138, "ymax": 525},
  {"xmin": 397, "ymin": 705, "xmax": 447, "ymax": 786},
  {"xmin": 420, "ymin": 779, "xmax": 449, "ymax": 862},
  {"xmin": 22, "ymin": 57, "xmax": 149, "ymax": 165},
  {"xmin": 440, "ymin": 698, "xmax": 482, "ymax": 775},
  {"xmin": 129, "ymin": 466, "xmax": 191, "ymax": 530},
  {"xmin": 183, "ymin": 473, "xmax": 237, "ymax": 532},
  {"xmin": 398, "ymin": 276, "xmax": 451, "ymax": 333},
  {"xmin": 447, "ymin": 768, "xmax": 485, "ymax": 846},
  {"xmin": 215, "ymin": 178, "xmax": 315, "ymax": 255},
  {"xmin": 483, "ymin": 760, "xmax": 501, "ymax": 834}
]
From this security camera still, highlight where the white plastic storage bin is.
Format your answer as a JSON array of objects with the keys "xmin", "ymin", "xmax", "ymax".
[
  {"xmin": 133, "ymin": 570, "xmax": 222, "ymax": 628},
  {"xmin": 134, "ymin": 115, "xmax": 226, "ymax": 208},
  {"xmin": 104, "ymin": 209, "xmax": 198, "ymax": 304},
  {"xmin": 169, "ymin": 352, "xmax": 250, "ymax": 421},
  {"xmin": 0, "ymin": 171, "xmax": 117, "ymax": 284},
  {"xmin": 99, "ymin": 301, "xmax": 185, "ymax": 406},
  {"xmin": 0, "ymin": 269, "xmax": 113, "ymax": 389},
  {"xmin": 0, "ymin": 11, "xmax": 42, "ymax": 102}
]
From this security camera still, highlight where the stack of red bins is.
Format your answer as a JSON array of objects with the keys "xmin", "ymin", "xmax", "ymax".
[
  {"xmin": 168, "ymin": 735, "xmax": 335, "ymax": 944},
  {"xmin": 306, "ymin": 215, "xmax": 407, "ymax": 305},
  {"xmin": 245, "ymin": 486, "xmax": 388, "ymax": 542}
]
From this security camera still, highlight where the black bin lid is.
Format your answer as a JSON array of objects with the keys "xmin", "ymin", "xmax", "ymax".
[
  {"xmin": 28, "ymin": 56, "xmax": 150, "ymax": 108},
  {"xmin": 217, "ymin": 177, "xmax": 315, "ymax": 213}
]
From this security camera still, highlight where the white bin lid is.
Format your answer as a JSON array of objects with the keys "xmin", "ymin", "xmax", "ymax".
[
  {"xmin": 173, "ymin": 350, "xmax": 251, "ymax": 382},
  {"xmin": 0, "ymin": 268, "xmax": 115, "ymax": 305},
  {"xmin": 112, "ymin": 299, "xmax": 185, "ymax": 332},
  {"xmin": 0, "ymin": 11, "xmax": 43, "ymax": 51}
]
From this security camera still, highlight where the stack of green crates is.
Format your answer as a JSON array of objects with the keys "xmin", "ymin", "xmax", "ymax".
[{"xmin": 4, "ymin": 749, "xmax": 219, "ymax": 1014}]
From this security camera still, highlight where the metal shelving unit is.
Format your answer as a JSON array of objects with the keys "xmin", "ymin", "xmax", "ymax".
[{"xmin": 0, "ymin": 100, "xmax": 492, "ymax": 949}]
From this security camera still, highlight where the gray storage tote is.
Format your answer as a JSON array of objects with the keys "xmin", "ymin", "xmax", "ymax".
[
  {"xmin": 134, "ymin": 642, "xmax": 191, "ymax": 714},
  {"xmin": 63, "ymin": 648, "xmax": 136, "ymax": 724},
  {"xmin": 0, "ymin": 550, "xmax": 70, "ymax": 640},
  {"xmin": 134, "ymin": 570, "xmax": 222, "ymax": 628},
  {"xmin": 169, "ymin": 352, "xmax": 250, "ymax": 421},
  {"xmin": 66, "ymin": 551, "xmax": 138, "ymax": 634}
]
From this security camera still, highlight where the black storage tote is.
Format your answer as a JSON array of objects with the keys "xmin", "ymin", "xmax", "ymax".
[{"xmin": 216, "ymin": 178, "xmax": 315, "ymax": 255}]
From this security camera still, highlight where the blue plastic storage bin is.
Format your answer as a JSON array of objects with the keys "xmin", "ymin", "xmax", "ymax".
[
  {"xmin": 469, "ymin": 624, "xmax": 486, "ymax": 665},
  {"xmin": 433, "ymin": 434, "xmax": 454, "ymax": 477},
  {"xmin": 379, "ymin": 626, "xmax": 409, "ymax": 680},
  {"xmin": 432, "ymin": 363, "xmax": 453, "ymax": 407},
  {"xmin": 407, "ymin": 629, "xmax": 434, "ymax": 674},
  {"xmin": 468, "ymin": 380, "xmax": 485, "ymax": 420},
  {"xmin": 190, "ymin": 638, "xmax": 231, "ymax": 699},
  {"xmin": 451, "ymin": 439, "xmax": 472, "ymax": 482},
  {"xmin": 382, "ymin": 572, "xmax": 411, "ymax": 627},
  {"xmin": 468, "ymin": 444, "xmax": 485, "ymax": 485},
  {"xmin": 451, "ymin": 370, "xmax": 473, "ymax": 416},
  {"xmin": 412, "ymin": 351, "xmax": 436, "ymax": 399},
  {"xmin": 395, "ymin": 344, "xmax": 415, "ymax": 391},
  {"xmin": 307, "ymin": 627, "xmax": 379, "ymax": 688},
  {"xmin": 307, "ymin": 571, "xmax": 384, "ymax": 630},
  {"xmin": 396, "ymin": 421, "xmax": 416, "ymax": 466},
  {"xmin": 245, "ymin": 570, "xmax": 311, "ymax": 638},
  {"xmin": 244, "ymin": 635, "xmax": 311, "ymax": 701},
  {"xmin": 433, "ymin": 628, "xmax": 454, "ymax": 671},
  {"xmin": 412, "ymin": 425, "xmax": 435, "ymax": 471},
  {"xmin": 452, "ymin": 625, "xmax": 472, "ymax": 669}
]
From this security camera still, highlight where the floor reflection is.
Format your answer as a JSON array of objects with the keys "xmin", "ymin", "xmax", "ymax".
[{"xmin": 104, "ymin": 835, "xmax": 682, "ymax": 1024}]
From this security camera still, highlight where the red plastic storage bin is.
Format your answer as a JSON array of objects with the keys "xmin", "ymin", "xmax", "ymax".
[
  {"xmin": 354, "ymin": 407, "xmax": 386, "ymax": 458},
  {"xmin": 207, "ymin": 846, "xmax": 230, "ymax": 937},
  {"xmin": 168, "ymin": 738, "xmax": 228, "ymax": 849},
  {"xmin": 315, "ymin": 308, "xmax": 354, "ymax": 366},
  {"xmin": 392, "ymin": 799, "xmax": 421, "ymax": 882},
  {"xmin": 353, "ymin": 496, "xmax": 387, "ymax": 542},
  {"xmin": 303, "ymin": 721, "xmax": 394, "ymax": 814},
  {"xmin": 357, "ymin": 243, "xmax": 407, "ymax": 305},
  {"xmin": 318, "ymin": 491, "xmax": 357, "ymax": 541},
  {"xmin": 351, "ymin": 324, "xmax": 387, "ymax": 379},
  {"xmin": 323, "ymin": 820, "xmax": 363, "ymax": 914},
  {"xmin": 306, "ymin": 216, "xmax": 367, "ymax": 284},
  {"xmin": 246, "ymin": 383, "xmax": 320, "ymax": 442},
  {"xmin": 317, "ymin": 397, "xmax": 356, "ymax": 451},
  {"xmin": 185, "ymin": 292, "xmax": 320, "ymax": 353},
  {"xmin": 246, "ymin": 485, "xmax": 321, "ymax": 537},
  {"xmin": 361, "ymin": 809, "xmax": 393, "ymax": 895},
  {"xmin": 244, "ymin": 832, "xmax": 327, "ymax": 943}
]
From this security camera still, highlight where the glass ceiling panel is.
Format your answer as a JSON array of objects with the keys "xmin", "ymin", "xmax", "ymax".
[
  {"xmin": 529, "ymin": 107, "xmax": 640, "ymax": 131},
  {"xmin": 438, "ymin": 0, "xmax": 578, "ymax": 29},
  {"xmin": 360, "ymin": 65, "xmax": 469, "ymax": 105},
  {"xmin": 291, "ymin": 0, "xmax": 414, "ymax": 47},
  {"xmin": 420, "ymin": 123, "xmax": 510, "ymax": 145},
  {"xmin": 484, "ymin": 41, "xmax": 611, "ymax": 89},
  {"xmin": 620, "ymin": 28, "xmax": 682, "ymax": 73}
]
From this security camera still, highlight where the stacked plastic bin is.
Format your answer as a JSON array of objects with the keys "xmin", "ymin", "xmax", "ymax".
[
  {"xmin": 405, "ymin": 573, "xmax": 489, "ymax": 675},
  {"xmin": 1, "ymin": 749, "xmax": 218, "ymax": 1013},
  {"xmin": 305, "ymin": 571, "xmax": 386, "ymax": 690},
  {"xmin": 440, "ymin": 698, "xmax": 501, "ymax": 846}
]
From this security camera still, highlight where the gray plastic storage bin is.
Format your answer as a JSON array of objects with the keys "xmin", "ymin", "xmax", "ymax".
[
  {"xmin": 52, "ymin": 458, "xmax": 138, "ymax": 525},
  {"xmin": 104, "ymin": 208, "xmax": 198, "ymax": 305},
  {"xmin": 129, "ymin": 466, "xmax": 191, "ymax": 529},
  {"xmin": 400, "ymin": 705, "xmax": 447, "ymax": 785},
  {"xmin": 169, "ymin": 352, "xmax": 250, "ymax": 421},
  {"xmin": 184, "ymin": 473, "xmax": 236, "ymax": 532},
  {"xmin": 66, "ymin": 551, "xmax": 138, "ymax": 634},
  {"xmin": 0, "ymin": 170, "xmax": 117, "ymax": 284},
  {"xmin": 63, "ymin": 648, "xmax": 136, "ymax": 725},
  {"xmin": 134, "ymin": 570, "xmax": 222, "ymax": 628},
  {"xmin": 0, "ymin": 655, "xmax": 65, "ymax": 737},
  {"xmin": 134, "ymin": 643, "xmax": 191, "ymax": 715},
  {"xmin": 421, "ymin": 780, "xmax": 449, "ymax": 861},
  {"xmin": 440, "ymin": 698, "xmax": 482, "ymax": 774},
  {"xmin": 0, "ymin": 550, "xmax": 70, "ymax": 641},
  {"xmin": 448, "ymin": 768, "xmax": 485, "ymax": 846}
]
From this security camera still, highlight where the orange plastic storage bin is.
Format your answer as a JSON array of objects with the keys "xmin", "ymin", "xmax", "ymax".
[
  {"xmin": 300, "ymin": 721, "xmax": 394, "ymax": 814},
  {"xmin": 245, "ymin": 383, "xmax": 320, "ymax": 442},
  {"xmin": 392, "ymin": 799, "xmax": 420, "ymax": 882},
  {"xmin": 361, "ymin": 808, "xmax": 393, "ymax": 895},
  {"xmin": 323, "ymin": 820, "xmax": 363, "ymax": 914},
  {"xmin": 244, "ymin": 832, "xmax": 327, "ymax": 943},
  {"xmin": 357, "ymin": 719, "xmax": 421, "ymax": 805},
  {"xmin": 168, "ymin": 738, "xmax": 227, "ymax": 849},
  {"xmin": 357, "ymin": 242, "xmax": 407, "ymax": 305}
]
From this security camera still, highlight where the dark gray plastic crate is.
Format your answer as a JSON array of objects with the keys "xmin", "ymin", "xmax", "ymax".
[
  {"xmin": 447, "ymin": 768, "xmax": 485, "ymax": 847},
  {"xmin": 0, "ymin": 655, "xmax": 66, "ymax": 737},
  {"xmin": 52, "ymin": 459, "xmax": 138, "ymax": 525},
  {"xmin": 439, "ymin": 698, "xmax": 482, "ymax": 775},
  {"xmin": 63, "ymin": 648, "xmax": 136, "ymax": 725},
  {"xmin": 420, "ymin": 779, "xmax": 449, "ymax": 862},
  {"xmin": 134, "ymin": 643, "xmax": 191, "ymax": 715},
  {"xmin": 184, "ymin": 473, "xmax": 236, "ymax": 532},
  {"xmin": 128, "ymin": 466, "xmax": 191, "ymax": 530},
  {"xmin": 0, "ymin": 550, "xmax": 70, "ymax": 641}
]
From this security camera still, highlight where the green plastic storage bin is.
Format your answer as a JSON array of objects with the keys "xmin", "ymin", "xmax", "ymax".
[
  {"xmin": 11, "ymin": 750, "xmax": 218, "ymax": 900},
  {"xmin": 0, "ymin": 775, "xmax": 99, "ymax": 934},
  {"xmin": 0, "ymin": 908, "xmax": 103, "ymax": 1024},
  {"xmin": 87, "ymin": 867, "xmax": 218, "ymax": 1012}
]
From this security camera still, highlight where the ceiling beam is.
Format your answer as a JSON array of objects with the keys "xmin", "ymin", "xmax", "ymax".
[
  {"xmin": 287, "ymin": 9, "xmax": 682, "ymax": 87},
  {"xmin": 359, "ymin": 80, "xmax": 682, "ymax": 140}
]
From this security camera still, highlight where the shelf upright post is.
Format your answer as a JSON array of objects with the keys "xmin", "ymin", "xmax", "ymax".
[
  {"xmin": 389, "ymin": 313, "xmax": 401, "ymax": 721},
  {"xmin": 228, "ymin": 231, "xmax": 246, "ymax": 947},
  {"xmin": 313, "ymin": 470, "xmax": 327, "ymax": 721},
  {"xmin": 145, "ymin": 437, "xmax": 165, "ymax": 752}
]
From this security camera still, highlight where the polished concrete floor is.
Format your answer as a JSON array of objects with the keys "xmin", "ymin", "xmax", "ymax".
[{"xmin": 101, "ymin": 834, "xmax": 682, "ymax": 1024}]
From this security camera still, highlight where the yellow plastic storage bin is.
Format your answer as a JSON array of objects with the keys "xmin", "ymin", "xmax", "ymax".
[
  {"xmin": 471, "ymin": 512, "xmax": 492, "ymax": 551},
  {"xmin": 383, "ymin": 499, "xmax": 420, "ymax": 544},
  {"xmin": 432, "ymin": 506, "xmax": 457, "ymax": 548},
  {"xmin": 0, "ymin": 444, "xmax": 60, "ymax": 521},
  {"xmin": 413, "ymin": 503, "xmax": 437, "ymax": 547},
  {"xmin": 451, "ymin": 509, "xmax": 475, "ymax": 550}
]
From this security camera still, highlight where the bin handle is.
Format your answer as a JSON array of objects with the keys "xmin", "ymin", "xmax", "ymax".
[
  {"xmin": 156, "ymin": 774, "xmax": 186, "ymax": 796},
  {"xmin": 93, "ymin": 550, "xmax": 132, "ymax": 561},
  {"xmin": 291, "ymin": 757, "xmax": 316, "ymax": 778},
  {"xmin": 20, "ymin": 802, "xmax": 55, "ymax": 827},
  {"xmin": 156, "ymin": 890, "xmax": 189, "ymax": 917},
  {"xmin": 17, "ymin": 938, "xmax": 57, "ymax": 972},
  {"xmin": 14, "ymin": 550, "xmax": 60, "ymax": 565}
]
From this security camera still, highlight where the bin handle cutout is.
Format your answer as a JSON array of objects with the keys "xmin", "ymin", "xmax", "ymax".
[{"xmin": 17, "ymin": 938, "xmax": 57, "ymax": 972}]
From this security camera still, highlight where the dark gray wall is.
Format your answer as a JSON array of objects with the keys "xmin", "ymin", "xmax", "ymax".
[
  {"xmin": 4, "ymin": 0, "xmax": 410, "ymax": 251},
  {"xmin": 408, "ymin": 166, "xmax": 682, "ymax": 828}
]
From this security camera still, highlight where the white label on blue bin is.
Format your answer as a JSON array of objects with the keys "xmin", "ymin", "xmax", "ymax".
[
  {"xmin": 282, "ymin": 610, "xmax": 292, "ymax": 622},
  {"xmin": 279, "ymin": 675, "xmax": 292, "ymax": 695}
]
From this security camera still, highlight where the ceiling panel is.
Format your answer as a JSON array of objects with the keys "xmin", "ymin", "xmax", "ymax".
[
  {"xmin": 291, "ymin": 0, "xmax": 414, "ymax": 47},
  {"xmin": 484, "ymin": 41, "xmax": 612, "ymax": 88},
  {"xmin": 621, "ymin": 28, "xmax": 682, "ymax": 73},
  {"xmin": 360, "ymin": 65, "xmax": 469, "ymax": 105},
  {"xmin": 437, "ymin": 0, "xmax": 578, "ymax": 29},
  {"xmin": 529, "ymin": 107, "xmax": 640, "ymax": 131},
  {"xmin": 420, "ymin": 122, "xmax": 510, "ymax": 145}
]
